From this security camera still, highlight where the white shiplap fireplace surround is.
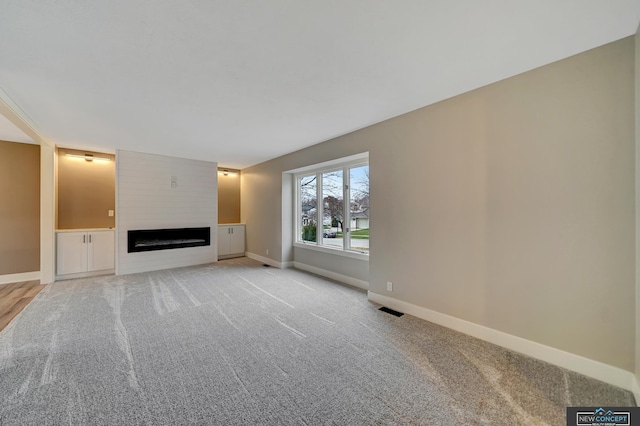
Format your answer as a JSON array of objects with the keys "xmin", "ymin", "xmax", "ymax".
[{"xmin": 116, "ymin": 150, "xmax": 218, "ymax": 275}]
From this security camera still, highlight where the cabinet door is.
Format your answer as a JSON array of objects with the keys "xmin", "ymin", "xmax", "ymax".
[
  {"xmin": 57, "ymin": 232, "xmax": 88, "ymax": 275},
  {"xmin": 228, "ymin": 225, "xmax": 245, "ymax": 255},
  {"xmin": 218, "ymin": 226, "xmax": 231, "ymax": 256},
  {"xmin": 88, "ymin": 230, "xmax": 115, "ymax": 271}
]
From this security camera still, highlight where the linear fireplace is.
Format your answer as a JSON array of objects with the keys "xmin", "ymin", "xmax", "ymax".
[{"xmin": 128, "ymin": 227, "xmax": 211, "ymax": 253}]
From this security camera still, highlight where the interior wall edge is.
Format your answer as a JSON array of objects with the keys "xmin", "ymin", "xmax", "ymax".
[
  {"xmin": 40, "ymin": 145, "xmax": 55, "ymax": 284},
  {"xmin": 634, "ymin": 20, "xmax": 640, "ymax": 389},
  {"xmin": 245, "ymin": 252, "xmax": 293, "ymax": 269}
]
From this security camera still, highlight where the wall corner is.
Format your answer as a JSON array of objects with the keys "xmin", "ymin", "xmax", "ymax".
[{"xmin": 40, "ymin": 144, "xmax": 55, "ymax": 284}]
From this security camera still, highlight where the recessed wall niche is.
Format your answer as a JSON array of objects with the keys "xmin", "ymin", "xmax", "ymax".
[
  {"xmin": 218, "ymin": 168, "xmax": 241, "ymax": 224},
  {"xmin": 56, "ymin": 148, "xmax": 115, "ymax": 229}
]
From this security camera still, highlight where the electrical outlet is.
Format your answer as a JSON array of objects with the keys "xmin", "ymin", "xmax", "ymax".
[
  {"xmin": 108, "ymin": 210, "xmax": 114, "ymax": 217},
  {"xmin": 266, "ymin": 249, "xmax": 269, "ymax": 255},
  {"xmin": 387, "ymin": 281, "xmax": 393, "ymax": 292}
]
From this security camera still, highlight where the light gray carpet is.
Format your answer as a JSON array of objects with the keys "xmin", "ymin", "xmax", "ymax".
[{"xmin": 0, "ymin": 258, "xmax": 634, "ymax": 425}]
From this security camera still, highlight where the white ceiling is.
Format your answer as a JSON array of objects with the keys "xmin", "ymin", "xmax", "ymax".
[{"xmin": 1, "ymin": 1, "xmax": 639, "ymax": 168}]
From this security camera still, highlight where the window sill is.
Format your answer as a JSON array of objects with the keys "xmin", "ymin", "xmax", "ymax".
[{"xmin": 293, "ymin": 242, "xmax": 369, "ymax": 261}]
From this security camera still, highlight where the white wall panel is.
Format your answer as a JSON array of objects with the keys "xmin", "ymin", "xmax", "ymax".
[{"xmin": 117, "ymin": 150, "xmax": 217, "ymax": 275}]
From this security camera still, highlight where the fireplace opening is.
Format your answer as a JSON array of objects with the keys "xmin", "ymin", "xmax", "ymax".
[{"xmin": 128, "ymin": 227, "xmax": 210, "ymax": 253}]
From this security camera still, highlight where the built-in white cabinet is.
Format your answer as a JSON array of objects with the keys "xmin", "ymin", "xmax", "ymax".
[
  {"xmin": 218, "ymin": 224, "xmax": 245, "ymax": 259},
  {"xmin": 56, "ymin": 229, "xmax": 115, "ymax": 277}
]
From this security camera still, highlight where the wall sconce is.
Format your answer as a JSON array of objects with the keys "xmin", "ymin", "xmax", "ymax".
[
  {"xmin": 218, "ymin": 169, "xmax": 239, "ymax": 176},
  {"xmin": 66, "ymin": 153, "xmax": 111, "ymax": 162}
]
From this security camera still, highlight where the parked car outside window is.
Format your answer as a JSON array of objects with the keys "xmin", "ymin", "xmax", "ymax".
[{"xmin": 323, "ymin": 229, "xmax": 337, "ymax": 238}]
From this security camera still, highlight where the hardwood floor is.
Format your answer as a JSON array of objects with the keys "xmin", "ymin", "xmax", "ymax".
[{"xmin": 0, "ymin": 280, "xmax": 45, "ymax": 332}]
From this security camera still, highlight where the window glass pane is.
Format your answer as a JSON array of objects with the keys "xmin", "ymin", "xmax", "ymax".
[
  {"xmin": 349, "ymin": 165, "xmax": 369, "ymax": 253},
  {"xmin": 322, "ymin": 170, "xmax": 343, "ymax": 249},
  {"xmin": 299, "ymin": 175, "xmax": 317, "ymax": 242}
]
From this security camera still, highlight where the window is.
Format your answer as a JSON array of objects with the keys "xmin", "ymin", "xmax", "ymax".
[
  {"xmin": 299, "ymin": 175, "xmax": 317, "ymax": 242},
  {"xmin": 295, "ymin": 157, "xmax": 369, "ymax": 256}
]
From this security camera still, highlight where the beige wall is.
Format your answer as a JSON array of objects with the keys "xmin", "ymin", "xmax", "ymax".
[
  {"xmin": 635, "ymin": 24, "xmax": 640, "ymax": 381},
  {"xmin": 218, "ymin": 169, "xmax": 241, "ymax": 224},
  {"xmin": 57, "ymin": 148, "xmax": 115, "ymax": 229},
  {"xmin": 242, "ymin": 37, "xmax": 635, "ymax": 371},
  {"xmin": 0, "ymin": 141, "xmax": 40, "ymax": 274}
]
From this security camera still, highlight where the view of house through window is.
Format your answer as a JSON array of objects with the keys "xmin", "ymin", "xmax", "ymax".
[
  {"xmin": 297, "ymin": 159, "xmax": 369, "ymax": 255},
  {"xmin": 349, "ymin": 165, "xmax": 369, "ymax": 252}
]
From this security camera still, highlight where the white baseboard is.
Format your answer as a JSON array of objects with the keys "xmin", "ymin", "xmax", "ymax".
[
  {"xmin": 245, "ymin": 252, "xmax": 293, "ymax": 269},
  {"xmin": 0, "ymin": 271, "xmax": 41, "ymax": 285},
  {"xmin": 55, "ymin": 269, "xmax": 115, "ymax": 282},
  {"xmin": 218, "ymin": 253, "xmax": 245, "ymax": 260},
  {"xmin": 632, "ymin": 376, "xmax": 640, "ymax": 405},
  {"xmin": 368, "ymin": 291, "xmax": 635, "ymax": 392},
  {"xmin": 293, "ymin": 261, "xmax": 369, "ymax": 290}
]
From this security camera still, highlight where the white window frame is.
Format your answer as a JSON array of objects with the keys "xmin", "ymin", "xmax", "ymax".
[{"xmin": 292, "ymin": 154, "xmax": 369, "ymax": 261}]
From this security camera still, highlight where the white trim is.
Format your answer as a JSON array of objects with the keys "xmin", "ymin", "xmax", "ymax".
[
  {"xmin": 284, "ymin": 152, "xmax": 369, "ymax": 174},
  {"xmin": 246, "ymin": 252, "xmax": 293, "ymax": 269},
  {"xmin": 218, "ymin": 254, "xmax": 245, "ymax": 260},
  {"xmin": 40, "ymin": 145, "xmax": 55, "ymax": 284},
  {"xmin": 0, "ymin": 271, "xmax": 41, "ymax": 285},
  {"xmin": 368, "ymin": 291, "xmax": 636, "ymax": 392},
  {"xmin": 0, "ymin": 86, "xmax": 53, "ymax": 146},
  {"xmin": 290, "ymin": 153, "xmax": 370, "ymax": 258},
  {"xmin": 293, "ymin": 242, "xmax": 369, "ymax": 261},
  {"xmin": 55, "ymin": 269, "xmax": 115, "ymax": 282},
  {"xmin": 633, "ymin": 376, "xmax": 640, "ymax": 406},
  {"xmin": 294, "ymin": 261, "xmax": 368, "ymax": 290}
]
